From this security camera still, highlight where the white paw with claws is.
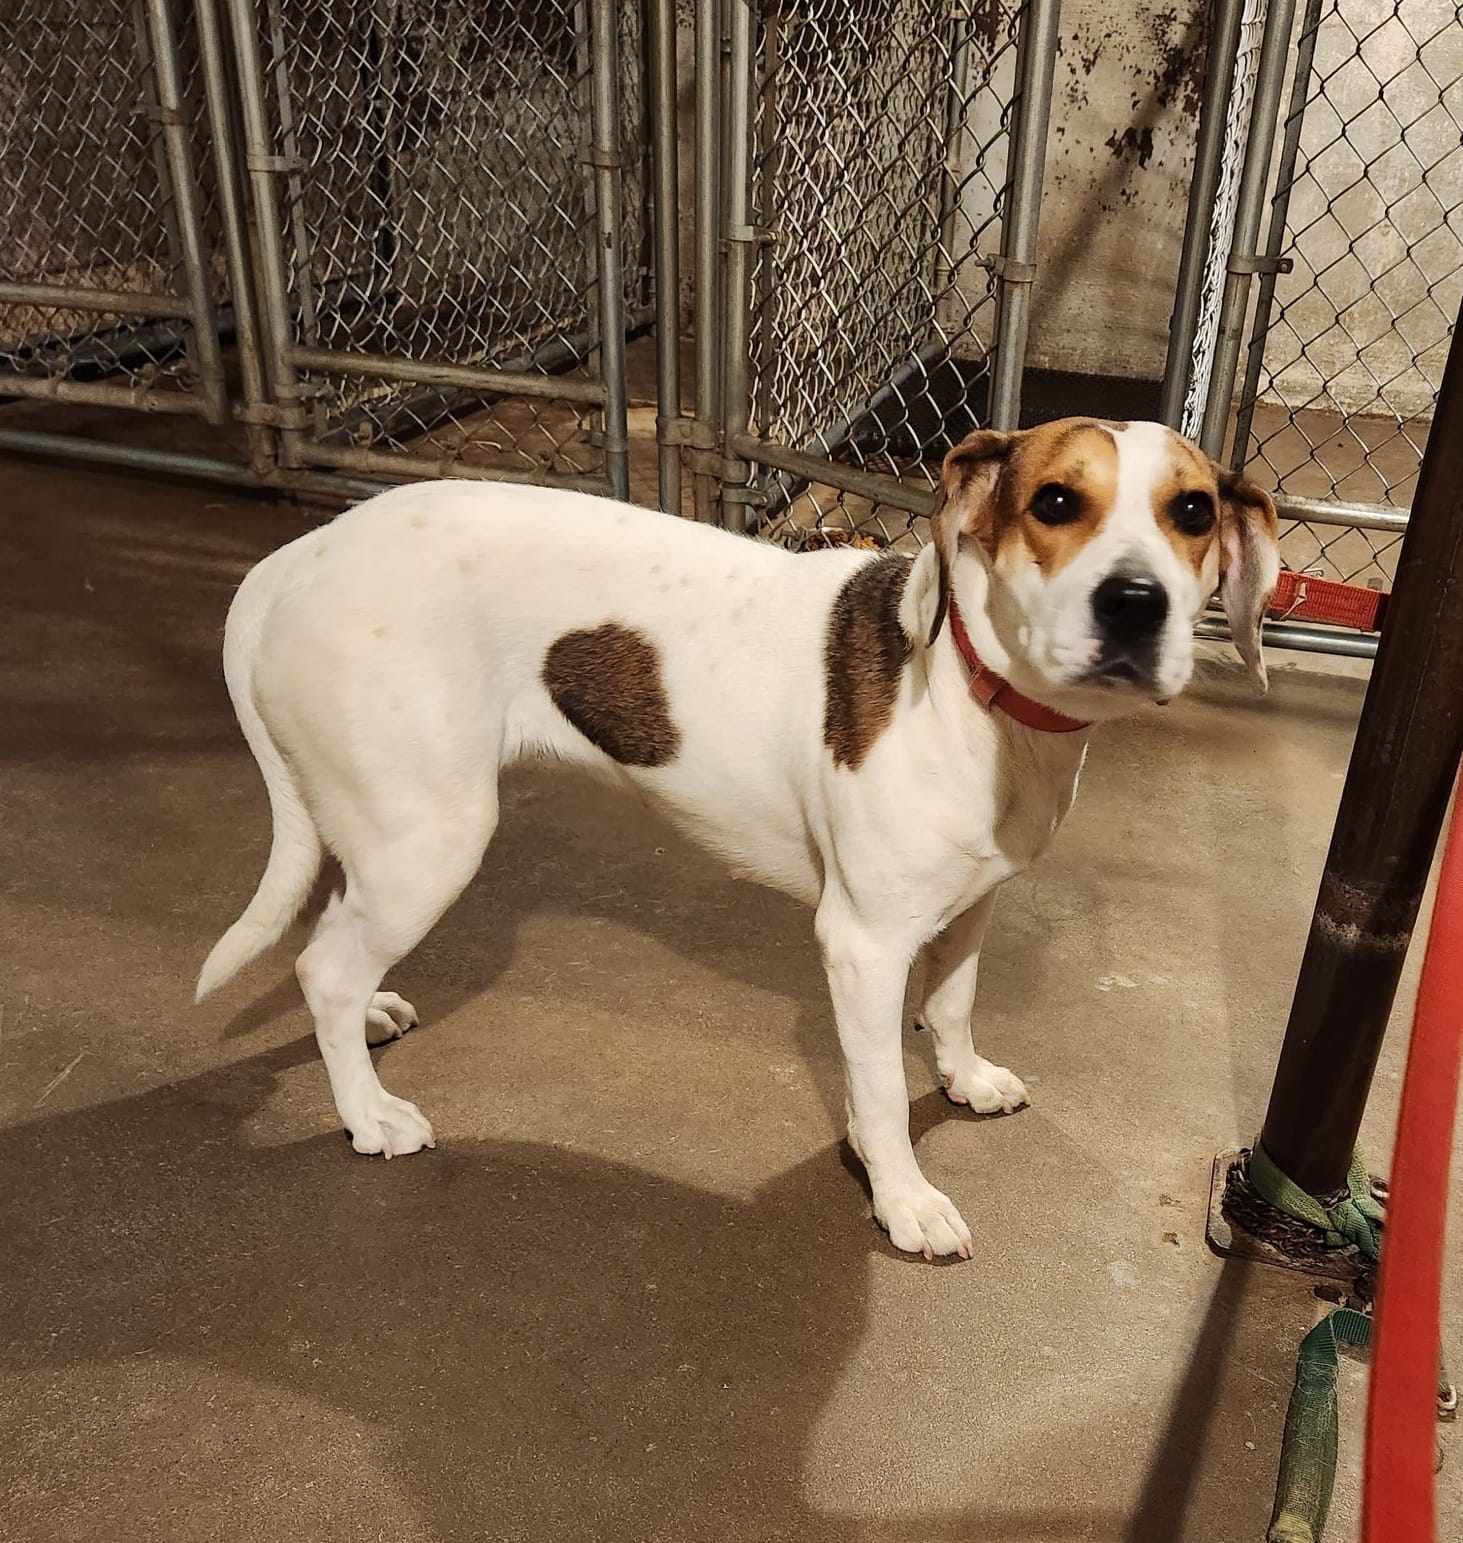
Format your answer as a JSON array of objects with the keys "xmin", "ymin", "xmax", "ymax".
[
  {"xmin": 874, "ymin": 1178, "xmax": 973, "ymax": 1260},
  {"xmin": 344, "ymin": 1089, "xmax": 435, "ymax": 1158},
  {"xmin": 943, "ymin": 1055, "xmax": 1029, "ymax": 1115},
  {"xmin": 365, "ymin": 991, "xmax": 419, "ymax": 1047}
]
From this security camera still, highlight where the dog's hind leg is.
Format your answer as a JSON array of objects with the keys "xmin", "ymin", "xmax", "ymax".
[{"xmin": 295, "ymin": 790, "xmax": 498, "ymax": 1156}]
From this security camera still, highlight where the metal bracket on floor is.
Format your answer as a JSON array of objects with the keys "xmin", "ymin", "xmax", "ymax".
[{"xmin": 1205, "ymin": 1147, "xmax": 1379, "ymax": 1286}]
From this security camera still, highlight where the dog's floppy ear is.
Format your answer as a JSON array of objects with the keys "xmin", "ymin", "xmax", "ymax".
[
  {"xmin": 917, "ymin": 429, "xmax": 1016, "ymax": 646},
  {"xmin": 1212, "ymin": 463, "xmax": 1281, "ymax": 693}
]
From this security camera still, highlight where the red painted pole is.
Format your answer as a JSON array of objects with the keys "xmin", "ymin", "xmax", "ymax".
[{"xmin": 1363, "ymin": 785, "xmax": 1463, "ymax": 1543}]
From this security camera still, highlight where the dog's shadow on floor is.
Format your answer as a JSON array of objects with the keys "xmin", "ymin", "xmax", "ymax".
[{"xmin": 3, "ymin": 1044, "xmax": 1132, "ymax": 1543}]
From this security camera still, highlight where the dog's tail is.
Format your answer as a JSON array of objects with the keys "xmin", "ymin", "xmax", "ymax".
[{"xmin": 196, "ymin": 571, "xmax": 323, "ymax": 1003}]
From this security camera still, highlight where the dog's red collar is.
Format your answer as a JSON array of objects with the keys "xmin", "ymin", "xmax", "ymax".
[{"xmin": 947, "ymin": 600, "xmax": 1091, "ymax": 735}]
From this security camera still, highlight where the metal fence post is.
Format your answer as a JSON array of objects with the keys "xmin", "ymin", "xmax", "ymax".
[
  {"xmin": 649, "ymin": 0, "xmax": 682, "ymax": 515},
  {"xmin": 589, "ymin": 0, "xmax": 630, "ymax": 502},
  {"xmin": 143, "ymin": 0, "xmax": 230, "ymax": 428},
  {"xmin": 1159, "ymin": 0, "xmax": 1245, "ymax": 429},
  {"xmin": 194, "ymin": 0, "xmax": 275, "ymax": 476},
  {"xmin": 1228, "ymin": 0, "xmax": 1323, "ymax": 472},
  {"xmin": 1257, "ymin": 295, "xmax": 1463, "ymax": 1197},
  {"xmin": 719, "ymin": 0, "xmax": 756, "ymax": 535},
  {"xmin": 225, "ymin": 0, "xmax": 306, "ymax": 468},
  {"xmin": 1197, "ymin": 0, "xmax": 1298, "ymax": 458},
  {"xmin": 987, "ymin": 0, "xmax": 1060, "ymax": 432},
  {"xmin": 692, "ymin": 0, "xmax": 723, "ymax": 523}
]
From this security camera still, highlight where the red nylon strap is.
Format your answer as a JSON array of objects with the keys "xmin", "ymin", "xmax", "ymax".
[
  {"xmin": 1363, "ymin": 782, "xmax": 1463, "ymax": 1543},
  {"xmin": 1269, "ymin": 569, "xmax": 1389, "ymax": 631},
  {"xmin": 946, "ymin": 600, "xmax": 1090, "ymax": 735}
]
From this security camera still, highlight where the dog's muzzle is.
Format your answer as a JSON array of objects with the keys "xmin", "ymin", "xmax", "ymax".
[{"xmin": 1088, "ymin": 572, "xmax": 1169, "ymax": 687}]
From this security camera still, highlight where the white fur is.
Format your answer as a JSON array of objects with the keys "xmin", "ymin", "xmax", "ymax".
[{"xmin": 198, "ymin": 437, "xmax": 1271, "ymax": 1256}]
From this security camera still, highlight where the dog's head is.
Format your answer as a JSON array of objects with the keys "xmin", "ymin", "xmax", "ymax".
[{"xmin": 914, "ymin": 418, "xmax": 1281, "ymax": 711}]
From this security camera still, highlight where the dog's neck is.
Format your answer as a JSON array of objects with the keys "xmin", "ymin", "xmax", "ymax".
[{"xmin": 931, "ymin": 553, "xmax": 1121, "ymax": 730}]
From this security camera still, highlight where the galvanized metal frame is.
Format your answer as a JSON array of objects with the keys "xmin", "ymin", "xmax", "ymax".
[
  {"xmin": 1, "ymin": 0, "xmax": 648, "ymax": 503},
  {"xmin": 705, "ymin": 0, "xmax": 1061, "ymax": 539},
  {"xmin": 1159, "ymin": 0, "xmax": 1246, "ymax": 430},
  {"xmin": 0, "ymin": 0, "xmax": 228, "ymax": 425},
  {"xmin": 1163, "ymin": 0, "xmax": 1463, "ymax": 662},
  {"xmin": 1196, "ymin": 0, "xmax": 1299, "ymax": 460}
]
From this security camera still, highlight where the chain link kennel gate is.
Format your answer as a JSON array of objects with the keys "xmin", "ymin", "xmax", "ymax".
[
  {"xmin": 691, "ymin": 0, "xmax": 1060, "ymax": 543},
  {"xmin": 0, "ymin": 0, "xmax": 650, "ymax": 501}
]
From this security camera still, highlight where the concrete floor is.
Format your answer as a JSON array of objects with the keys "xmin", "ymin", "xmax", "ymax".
[{"xmin": 1, "ymin": 454, "xmax": 1458, "ymax": 1543}]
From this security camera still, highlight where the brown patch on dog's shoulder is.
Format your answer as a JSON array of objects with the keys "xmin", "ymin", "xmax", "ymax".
[
  {"xmin": 543, "ymin": 623, "xmax": 681, "ymax": 767},
  {"xmin": 824, "ymin": 554, "xmax": 913, "ymax": 770}
]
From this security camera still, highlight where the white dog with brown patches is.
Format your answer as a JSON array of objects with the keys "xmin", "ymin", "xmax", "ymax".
[{"xmin": 198, "ymin": 418, "xmax": 1280, "ymax": 1259}]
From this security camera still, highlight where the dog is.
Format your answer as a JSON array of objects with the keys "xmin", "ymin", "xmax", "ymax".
[{"xmin": 197, "ymin": 418, "xmax": 1280, "ymax": 1259}]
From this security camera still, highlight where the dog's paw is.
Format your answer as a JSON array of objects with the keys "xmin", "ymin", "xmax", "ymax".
[
  {"xmin": 873, "ymin": 1179, "xmax": 973, "ymax": 1260},
  {"xmin": 344, "ymin": 1091, "xmax": 435, "ymax": 1158},
  {"xmin": 943, "ymin": 1056, "xmax": 1029, "ymax": 1115},
  {"xmin": 365, "ymin": 991, "xmax": 419, "ymax": 1047}
]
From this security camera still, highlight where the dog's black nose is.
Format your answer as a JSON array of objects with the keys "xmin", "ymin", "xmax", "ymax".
[{"xmin": 1092, "ymin": 574, "xmax": 1169, "ymax": 640}]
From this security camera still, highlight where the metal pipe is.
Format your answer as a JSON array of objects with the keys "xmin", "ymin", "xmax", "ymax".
[
  {"xmin": 750, "ymin": 2, "xmax": 780, "ymax": 445},
  {"xmin": 730, "ymin": 431, "xmax": 935, "ymax": 517},
  {"xmin": 1160, "ymin": 0, "xmax": 1246, "ymax": 427},
  {"xmin": 144, "ymin": 0, "xmax": 230, "ymax": 427},
  {"xmin": 692, "ymin": 0, "xmax": 722, "ymax": 522},
  {"xmin": 987, "ymin": 0, "xmax": 1061, "ymax": 431},
  {"xmin": 589, "ymin": 0, "xmax": 631, "ymax": 501},
  {"xmin": 228, "ymin": 0, "xmax": 308, "ymax": 466},
  {"xmin": 718, "ymin": 0, "xmax": 755, "ymax": 534},
  {"xmin": 755, "ymin": 335, "xmax": 955, "ymax": 520},
  {"xmin": 1197, "ymin": 0, "xmax": 1299, "ymax": 457},
  {"xmin": 263, "ymin": 0, "xmax": 323, "ymax": 366},
  {"xmin": 194, "ymin": 0, "xmax": 275, "ymax": 475},
  {"xmin": 1257, "ymin": 297, "xmax": 1463, "ymax": 1197},
  {"xmin": 0, "ymin": 425, "xmax": 386, "ymax": 501},
  {"xmin": 289, "ymin": 345, "xmax": 609, "ymax": 403},
  {"xmin": 1274, "ymin": 495, "xmax": 1409, "ymax": 534},
  {"xmin": 649, "ymin": 0, "xmax": 683, "ymax": 514},
  {"xmin": 933, "ymin": 9, "xmax": 974, "ymax": 304},
  {"xmin": 0, "ymin": 374, "xmax": 209, "ymax": 415},
  {"xmin": 1229, "ymin": 0, "xmax": 1323, "ymax": 469},
  {"xmin": 299, "ymin": 439, "xmax": 609, "ymax": 492},
  {"xmin": 1193, "ymin": 614, "xmax": 1379, "ymax": 659},
  {"xmin": 0, "ymin": 283, "xmax": 197, "ymax": 320}
]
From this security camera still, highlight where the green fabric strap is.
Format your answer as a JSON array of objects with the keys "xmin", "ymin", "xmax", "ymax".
[
  {"xmin": 1249, "ymin": 1142, "xmax": 1384, "ymax": 1262},
  {"xmin": 1268, "ymin": 1309, "xmax": 1374, "ymax": 1543}
]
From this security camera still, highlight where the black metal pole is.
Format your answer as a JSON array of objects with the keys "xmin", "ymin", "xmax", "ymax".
[{"xmin": 1259, "ymin": 301, "xmax": 1463, "ymax": 1197}]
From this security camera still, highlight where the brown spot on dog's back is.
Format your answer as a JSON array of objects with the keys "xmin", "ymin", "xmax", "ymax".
[
  {"xmin": 824, "ymin": 555, "xmax": 913, "ymax": 770},
  {"xmin": 543, "ymin": 624, "xmax": 680, "ymax": 767}
]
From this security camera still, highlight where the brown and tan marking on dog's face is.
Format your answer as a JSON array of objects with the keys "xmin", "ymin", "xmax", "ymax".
[
  {"xmin": 824, "ymin": 553, "xmax": 913, "ymax": 769},
  {"xmin": 543, "ymin": 623, "xmax": 681, "ymax": 767},
  {"xmin": 929, "ymin": 417, "xmax": 1282, "ymax": 701}
]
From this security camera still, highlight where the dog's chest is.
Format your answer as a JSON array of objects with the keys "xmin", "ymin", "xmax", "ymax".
[{"xmin": 985, "ymin": 741, "xmax": 1086, "ymax": 875}]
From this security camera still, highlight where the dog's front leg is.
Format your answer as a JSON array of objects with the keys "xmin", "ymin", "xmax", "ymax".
[
  {"xmin": 917, "ymin": 892, "xmax": 1030, "ymax": 1114},
  {"xmin": 816, "ymin": 894, "xmax": 972, "ymax": 1260}
]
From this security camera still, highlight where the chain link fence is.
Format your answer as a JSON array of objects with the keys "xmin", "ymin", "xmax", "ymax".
[
  {"xmin": 240, "ymin": 0, "xmax": 648, "ymax": 489},
  {"xmin": 1230, "ymin": 0, "xmax": 1461, "ymax": 594},
  {"xmin": 1, "ymin": 0, "xmax": 1455, "ymax": 633},
  {"xmin": 713, "ymin": 0, "xmax": 1040, "ymax": 550},
  {"xmin": 0, "ymin": 0, "xmax": 227, "ymax": 422},
  {"xmin": 0, "ymin": 0, "xmax": 648, "ymax": 498}
]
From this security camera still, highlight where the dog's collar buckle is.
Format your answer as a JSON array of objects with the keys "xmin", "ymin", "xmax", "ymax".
[{"xmin": 947, "ymin": 601, "xmax": 1091, "ymax": 735}]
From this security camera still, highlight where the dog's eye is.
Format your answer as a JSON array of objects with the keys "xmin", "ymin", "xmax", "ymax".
[
  {"xmin": 1171, "ymin": 491, "xmax": 1216, "ymax": 536},
  {"xmin": 1030, "ymin": 483, "xmax": 1080, "ymax": 526}
]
